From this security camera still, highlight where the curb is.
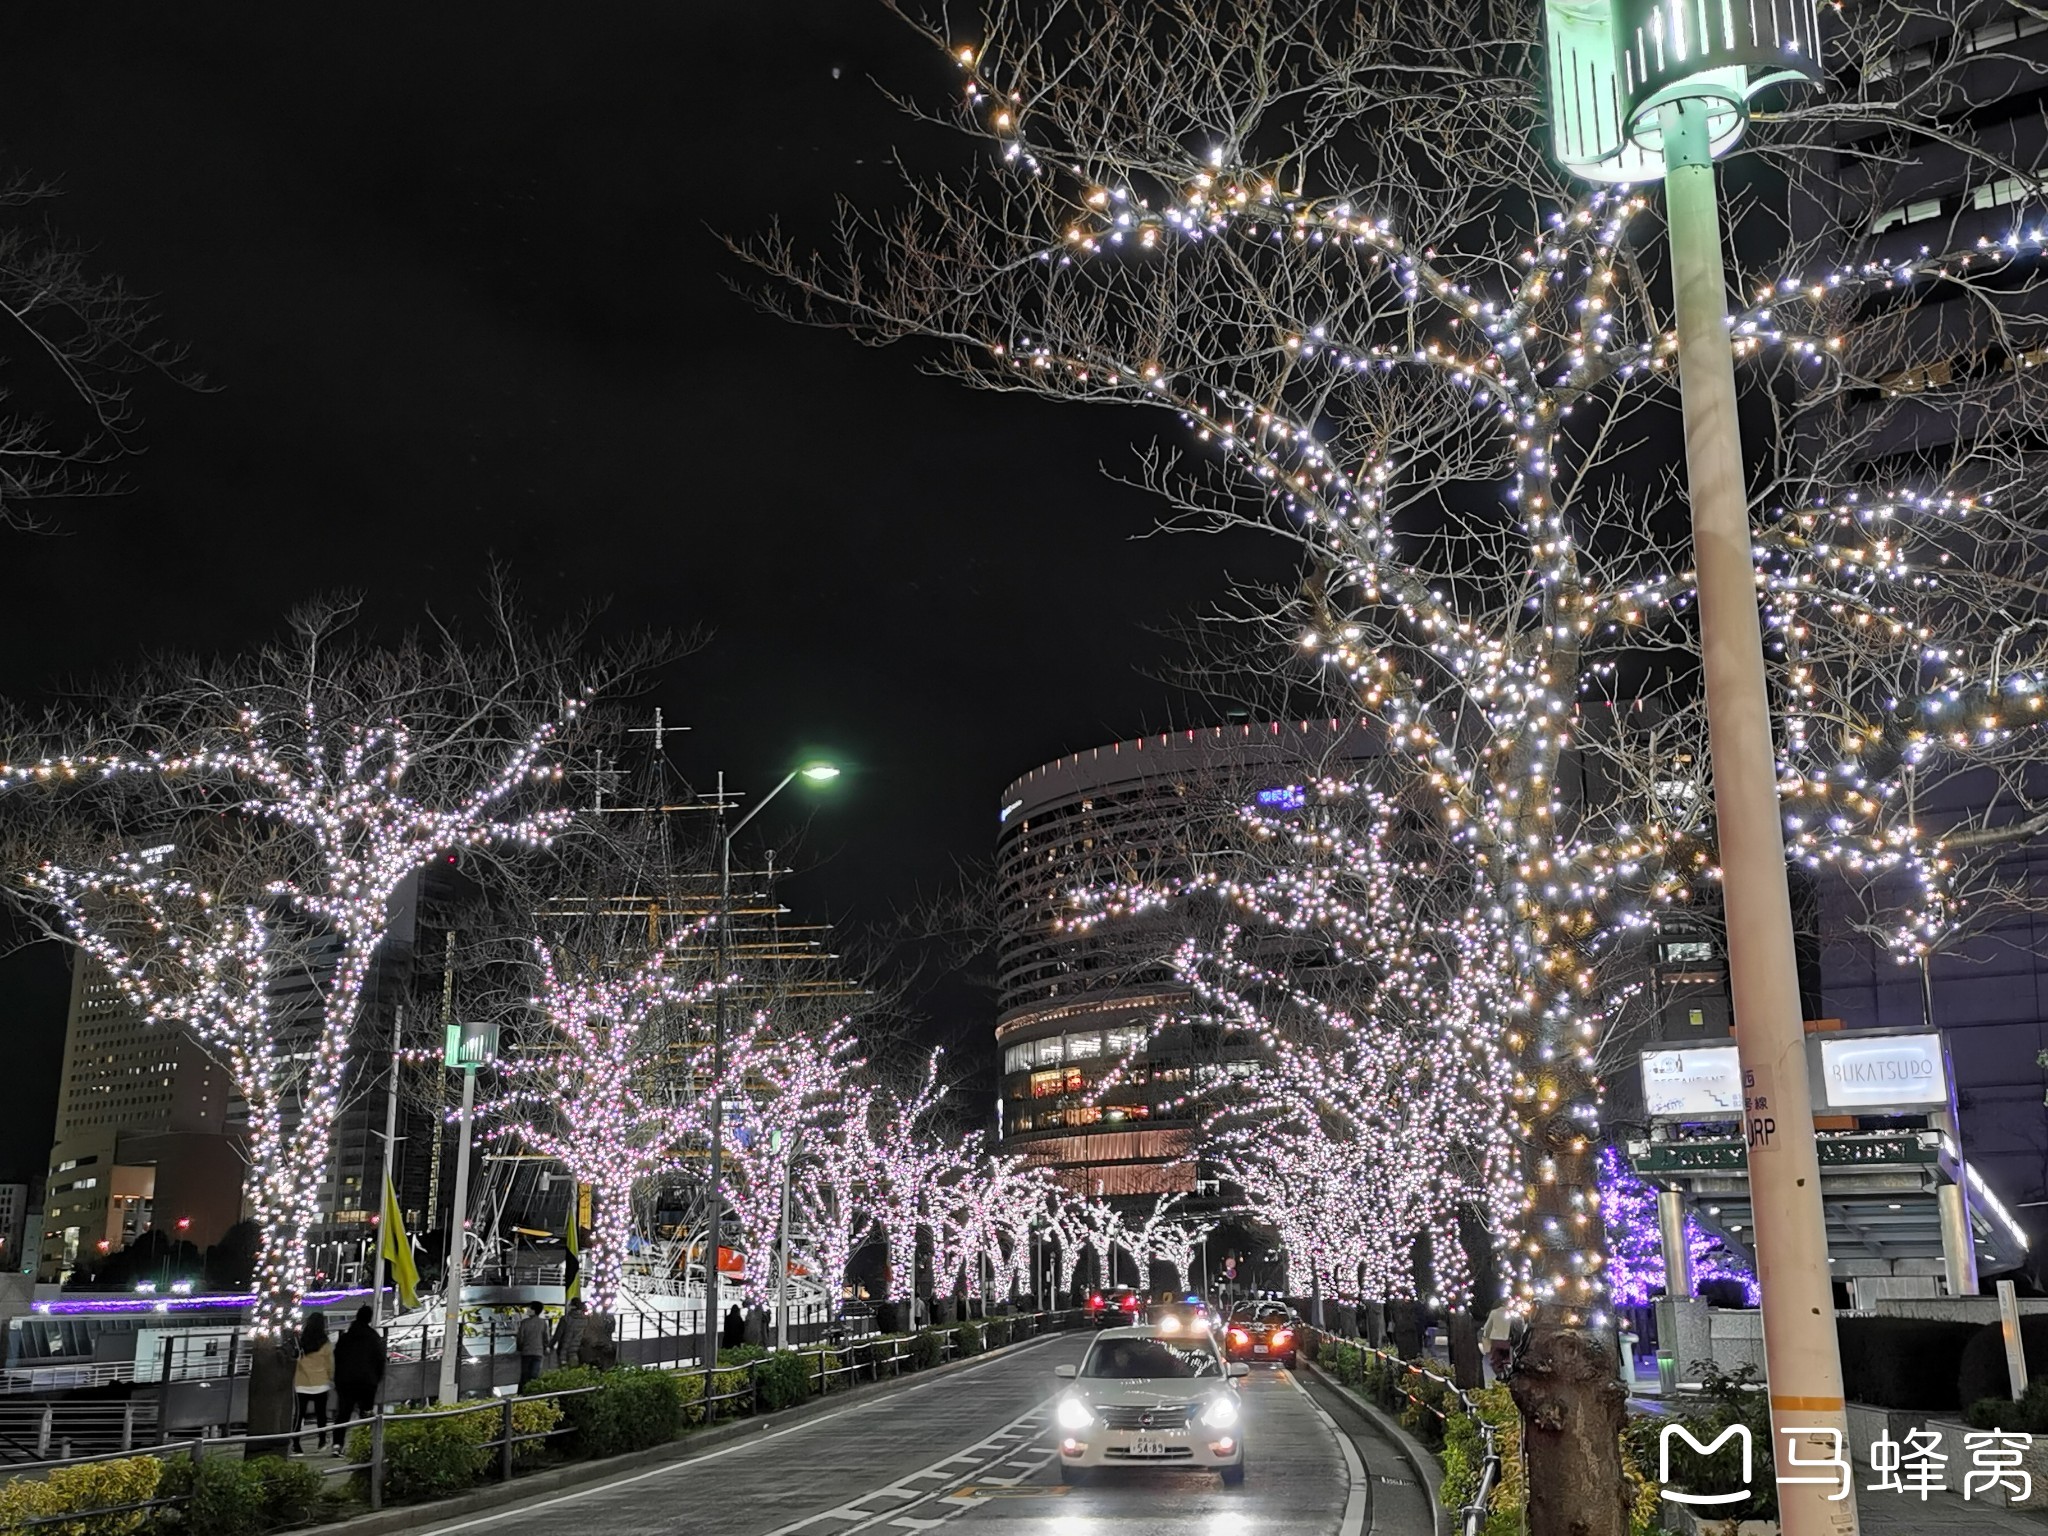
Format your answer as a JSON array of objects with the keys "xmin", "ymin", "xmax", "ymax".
[
  {"xmin": 1300, "ymin": 1354, "xmax": 1450, "ymax": 1536},
  {"xmin": 318, "ymin": 1326, "xmax": 1076, "ymax": 1536}
]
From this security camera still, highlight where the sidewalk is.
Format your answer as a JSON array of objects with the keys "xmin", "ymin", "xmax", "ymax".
[{"xmin": 1853, "ymin": 1483, "xmax": 2048, "ymax": 1535}]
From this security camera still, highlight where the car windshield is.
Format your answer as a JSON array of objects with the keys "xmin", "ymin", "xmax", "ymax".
[{"xmin": 1082, "ymin": 1340, "xmax": 1224, "ymax": 1379}]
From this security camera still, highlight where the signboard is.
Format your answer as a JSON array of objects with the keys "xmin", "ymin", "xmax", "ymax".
[
  {"xmin": 1816, "ymin": 1033, "xmax": 1947, "ymax": 1110},
  {"xmin": 1641, "ymin": 1046, "xmax": 1744, "ymax": 1118}
]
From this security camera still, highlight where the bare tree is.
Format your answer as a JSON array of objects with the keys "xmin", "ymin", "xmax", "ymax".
[
  {"xmin": 741, "ymin": 1, "xmax": 2048, "ymax": 1518},
  {"xmin": 0, "ymin": 588, "xmax": 654, "ymax": 1433},
  {"xmin": 0, "ymin": 169, "xmax": 199, "ymax": 528}
]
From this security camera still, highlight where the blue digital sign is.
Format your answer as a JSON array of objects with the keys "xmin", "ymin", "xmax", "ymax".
[{"xmin": 1254, "ymin": 785, "xmax": 1307, "ymax": 811}]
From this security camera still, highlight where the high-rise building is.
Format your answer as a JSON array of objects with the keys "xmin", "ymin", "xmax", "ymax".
[
  {"xmin": 0, "ymin": 1184, "xmax": 26, "ymax": 1271},
  {"xmin": 38, "ymin": 952, "xmax": 244, "ymax": 1281},
  {"xmin": 1796, "ymin": 10, "xmax": 2048, "ymax": 1249},
  {"xmin": 993, "ymin": 720, "xmax": 1378, "ymax": 1201}
]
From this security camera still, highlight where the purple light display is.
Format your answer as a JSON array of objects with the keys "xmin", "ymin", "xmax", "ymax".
[{"xmin": 1600, "ymin": 1146, "xmax": 1760, "ymax": 1306}]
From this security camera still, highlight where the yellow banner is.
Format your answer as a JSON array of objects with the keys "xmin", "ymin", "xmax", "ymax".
[{"xmin": 380, "ymin": 1176, "xmax": 419, "ymax": 1310}]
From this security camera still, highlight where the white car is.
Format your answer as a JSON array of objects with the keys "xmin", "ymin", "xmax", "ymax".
[{"xmin": 1052, "ymin": 1325, "xmax": 1250, "ymax": 1485}]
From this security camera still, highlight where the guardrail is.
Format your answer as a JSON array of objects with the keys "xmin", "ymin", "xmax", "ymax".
[
  {"xmin": 1, "ymin": 1308, "xmax": 1084, "ymax": 1523},
  {"xmin": 1307, "ymin": 1331, "xmax": 1502, "ymax": 1536}
]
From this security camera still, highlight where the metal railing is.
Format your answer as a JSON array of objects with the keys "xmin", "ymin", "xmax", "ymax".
[
  {"xmin": 0, "ymin": 1305, "xmax": 1084, "ymax": 1520},
  {"xmin": 1308, "ymin": 1332, "xmax": 1503, "ymax": 1536}
]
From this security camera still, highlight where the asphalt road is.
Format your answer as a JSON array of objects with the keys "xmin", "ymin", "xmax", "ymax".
[{"xmin": 410, "ymin": 1332, "xmax": 1434, "ymax": 1536}]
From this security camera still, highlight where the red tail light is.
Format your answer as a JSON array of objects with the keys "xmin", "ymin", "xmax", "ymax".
[
  {"xmin": 1087, "ymin": 1293, "xmax": 1105, "ymax": 1310},
  {"xmin": 1272, "ymin": 1329, "xmax": 1294, "ymax": 1346},
  {"xmin": 1121, "ymin": 1294, "xmax": 1141, "ymax": 1311},
  {"xmin": 1228, "ymin": 1328, "xmax": 1250, "ymax": 1346}
]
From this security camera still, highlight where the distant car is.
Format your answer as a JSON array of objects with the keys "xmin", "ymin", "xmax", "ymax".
[
  {"xmin": 1053, "ymin": 1325, "xmax": 1249, "ymax": 1485},
  {"xmin": 1224, "ymin": 1305, "xmax": 1298, "ymax": 1367},
  {"xmin": 1144, "ymin": 1291, "xmax": 1211, "ymax": 1338},
  {"xmin": 1086, "ymin": 1287, "xmax": 1144, "ymax": 1328}
]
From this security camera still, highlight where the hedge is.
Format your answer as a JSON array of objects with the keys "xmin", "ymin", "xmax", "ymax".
[
  {"xmin": 1968, "ymin": 1379, "xmax": 2048, "ymax": 1433},
  {"xmin": 343, "ymin": 1395, "xmax": 561, "ymax": 1501},
  {"xmin": 1835, "ymin": 1316, "xmax": 1980, "ymax": 1410},
  {"xmin": 1958, "ymin": 1315, "xmax": 2048, "ymax": 1411},
  {"xmin": 0, "ymin": 1457, "xmax": 162, "ymax": 1536},
  {"xmin": 953, "ymin": 1322, "xmax": 984, "ymax": 1357},
  {"xmin": 153, "ymin": 1456, "xmax": 324, "ymax": 1536},
  {"xmin": 755, "ymin": 1351, "xmax": 812, "ymax": 1411},
  {"xmin": 907, "ymin": 1331, "xmax": 945, "ymax": 1370}
]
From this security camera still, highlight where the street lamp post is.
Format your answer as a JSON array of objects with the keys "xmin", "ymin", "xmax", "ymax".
[
  {"xmin": 1541, "ymin": 5, "xmax": 1855, "ymax": 1535},
  {"xmin": 699, "ymin": 762, "xmax": 839, "ymax": 1386},
  {"xmin": 437, "ymin": 1019, "xmax": 498, "ymax": 1406}
]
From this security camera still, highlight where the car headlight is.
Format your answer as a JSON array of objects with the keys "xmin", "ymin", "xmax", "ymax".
[
  {"xmin": 1158, "ymin": 1313, "xmax": 1182, "ymax": 1333},
  {"xmin": 1202, "ymin": 1393, "xmax": 1241, "ymax": 1430},
  {"xmin": 1057, "ymin": 1395, "xmax": 1097, "ymax": 1431}
]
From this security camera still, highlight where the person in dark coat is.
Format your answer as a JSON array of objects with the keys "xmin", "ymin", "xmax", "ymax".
[
  {"xmin": 551, "ymin": 1298, "xmax": 588, "ymax": 1367},
  {"xmin": 577, "ymin": 1309, "xmax": 617, "ymax": 1370},
  {"xmin": 722, "ymin": 1304, "xmax": 745, "ymax": 1352},
  {"xmin": 333, "ymin": 1305, "xmax": 387, "ymax": 1448}
]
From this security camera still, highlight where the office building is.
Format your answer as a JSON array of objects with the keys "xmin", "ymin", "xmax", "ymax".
[
  {"xmin": 38, "ymin": 953, "xmax": 243, "ymax": 1281},
  {"xmin": 993, "ymin": 720, "xmax": 1378, "ymax": 1201},
  {"xmin": 0, "ymin": 1185, "xmax": 25, "ymax": 1271}
]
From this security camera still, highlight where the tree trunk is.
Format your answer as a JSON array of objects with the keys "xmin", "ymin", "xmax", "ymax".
[
  {"xmin": 1508, "ymin": 1309, "xmax": 1629, "ymax": 1536},
  {"xmin": 245, "ymin": 1339, "xmax": 296, "ymax": 1458},
  {"xmin": 1450, "ymin": 1312, "xmax": 1483, "ymax": 1389},
  {"xmin": 1389, "ymin": 1299, "xmax": 1423, "ymax": 1359}
]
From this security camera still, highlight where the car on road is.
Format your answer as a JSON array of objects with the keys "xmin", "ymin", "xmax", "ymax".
[
  {"xmin": 1086, "ymin": 1286, "xmax": 1144, "ymax": 1328},
  {"xmin": 1144, "ymin": 1291, "xmax": 1211, "ymax": 1338},
  {"xmin": 1224, "ymin": 1304, "xmax": 1298, "ymax": 1367},
  {"xmin": 1052, "ymin": 1325, "xmax": 1249, "ymax": 1485}
]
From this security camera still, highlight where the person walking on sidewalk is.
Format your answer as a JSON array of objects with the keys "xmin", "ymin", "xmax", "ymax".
[
  {"xmin": 515, "ymin": 1302, "xmax": 549, "ymax": 1386},
  {"xmin": 551, "ymin": 1298, "xmax": 587, "ymax": 1368},
  {"xmin": 333, "ymin": 1306, "xmax": 387, "ymax": 1451},
  {"xmin": 291, "ymin": 1312, "xmax": 336, "ymax": 1454}
]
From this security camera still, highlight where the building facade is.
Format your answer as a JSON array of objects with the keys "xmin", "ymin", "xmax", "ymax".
[
  {"xmin": 1794, "ymin": 5, "xmax": 2048, "ymax": 1259},
  {"xmin": 38, "ymin": 952, "xmax": 244, "ymax": 1281},
  {"xmin": 0, "ymin": 1185, "xmax": 26, "ymax": 1272},
  {"xmin": 993, "ymin": 720, "xmax": 1378, "ymax": 1201}
]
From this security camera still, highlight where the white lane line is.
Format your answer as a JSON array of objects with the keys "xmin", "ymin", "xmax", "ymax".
[
  {"xmin": 1288, "ymin": 1369, "xmax": 1370, "ymax": 1536},
  {"xmin": 760, "ymin": 1402, "xmax": 1056, "ymax": 1536},
  {"xmin": 410, "ymin": 1336, "xmax": 1068, "ymax": 1536}
]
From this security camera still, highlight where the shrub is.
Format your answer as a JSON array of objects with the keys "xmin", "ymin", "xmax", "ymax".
[
  {"xmin": 1967, "ymin": 1378, "xmax": 2048, "ymax": 1432},
  {"xmin": 717, "ymin": 1344, "xmax": 768, "ymax": 1367},
  {"xmin": 1958, "ymin": 1316, "xmax": 2048, "ymax": 1410},
  {"xmin": 1836, "ymin": 1316, "xmax": 1979, "ymax": 1410},
  {"xmin": 908, "ymin": 1331, "xmax": 945, "ymax": 1370},
  {"xmin": 344, "ymin": 1396, "xmax": 562, "ymax": 1501},
  {"xmin": 983, "ymin": 1317, "xmax": 1011, "ymax": 1350},
  {"xmin": 1441, "ymin": 1385, "xmax": 1525, "ymax": 1536},
  {"xmin": 954, "ymin": 1322, "xmax": 985, "ymax": 1357},
  {"xmin": 154, "ymin": 1455, "xmax": 322, "ymax": 1536},
  {"xmin": 0, "ymin": 1456, "xmax": 161, "ymax": 1536},
  {"xmin": 755, "ymin": 1351, "xmax": 812, "ymax": 1411},
  {"xmin": 873, "ymin": 1301, "xmax": 903, "ymax": 1334}
]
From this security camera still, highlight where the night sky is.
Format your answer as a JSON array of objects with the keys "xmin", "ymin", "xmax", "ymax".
[{"xmin": 0, "ymin": 4, "xmax": 1292, "ymax": 1182}]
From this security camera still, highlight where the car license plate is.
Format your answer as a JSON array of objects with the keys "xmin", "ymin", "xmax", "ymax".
[
  {"xmin": 1134, "ymin": 1438, "xmax": 1170, "ymax": 1457},
  {"xmin": 1253, "ymin": 1344, "xmax": 1268, "ymax": 1354}
]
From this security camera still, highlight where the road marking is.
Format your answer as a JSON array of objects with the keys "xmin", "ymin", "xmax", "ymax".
[
  {"xmin": 1288, "ymin": 1369, "xmax": 1371, "ymax": 1536},
  {"xmin": 410, "ymin": 1335, "xmax": 1068, "ymax": 1536},
  {"xmin": 759, "ymin": 1401, "xmax": 1057, "ymax": 1536}
]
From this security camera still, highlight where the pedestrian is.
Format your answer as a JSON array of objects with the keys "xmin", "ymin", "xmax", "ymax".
[
  {"xmin": 577, "ymin": 1309, "xmax": 617, "ymax": 1370},
  {"xmin": 332, "ymin": 1305, "xmax": 387, "ymax": 1452},
  {"xmin": 722, "ymin": 1303, "xmax": 745, "ymax": 1352},
  {"xmin": 515, "ymin": 1302, "xmax": 549, "ymax": 1387},
  {"xmin": 291, "ymin": 1312, "xmax": 336, "ymax": 1454},
  {"xmin": 551, "ymin": 1297, "xmax": 588, "ymax": 1367},
  {"xmin": 1482, "ymin": 1302, "xmax": 1516, "ymax": 1385}
]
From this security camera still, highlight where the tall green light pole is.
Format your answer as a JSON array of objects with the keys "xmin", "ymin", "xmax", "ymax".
[
  {"xmin": 699, "ymin": 760, "xmax": 839, "ymax": 1386},
  {"xmin": 1543, "ymin": 5, "xmax": 1857, "ymax": 1534}
]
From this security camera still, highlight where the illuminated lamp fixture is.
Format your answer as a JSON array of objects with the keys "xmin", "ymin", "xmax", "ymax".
[{"xmin": 1544, "ymin": 0, "xmax": 1819, "ymax": 182}]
